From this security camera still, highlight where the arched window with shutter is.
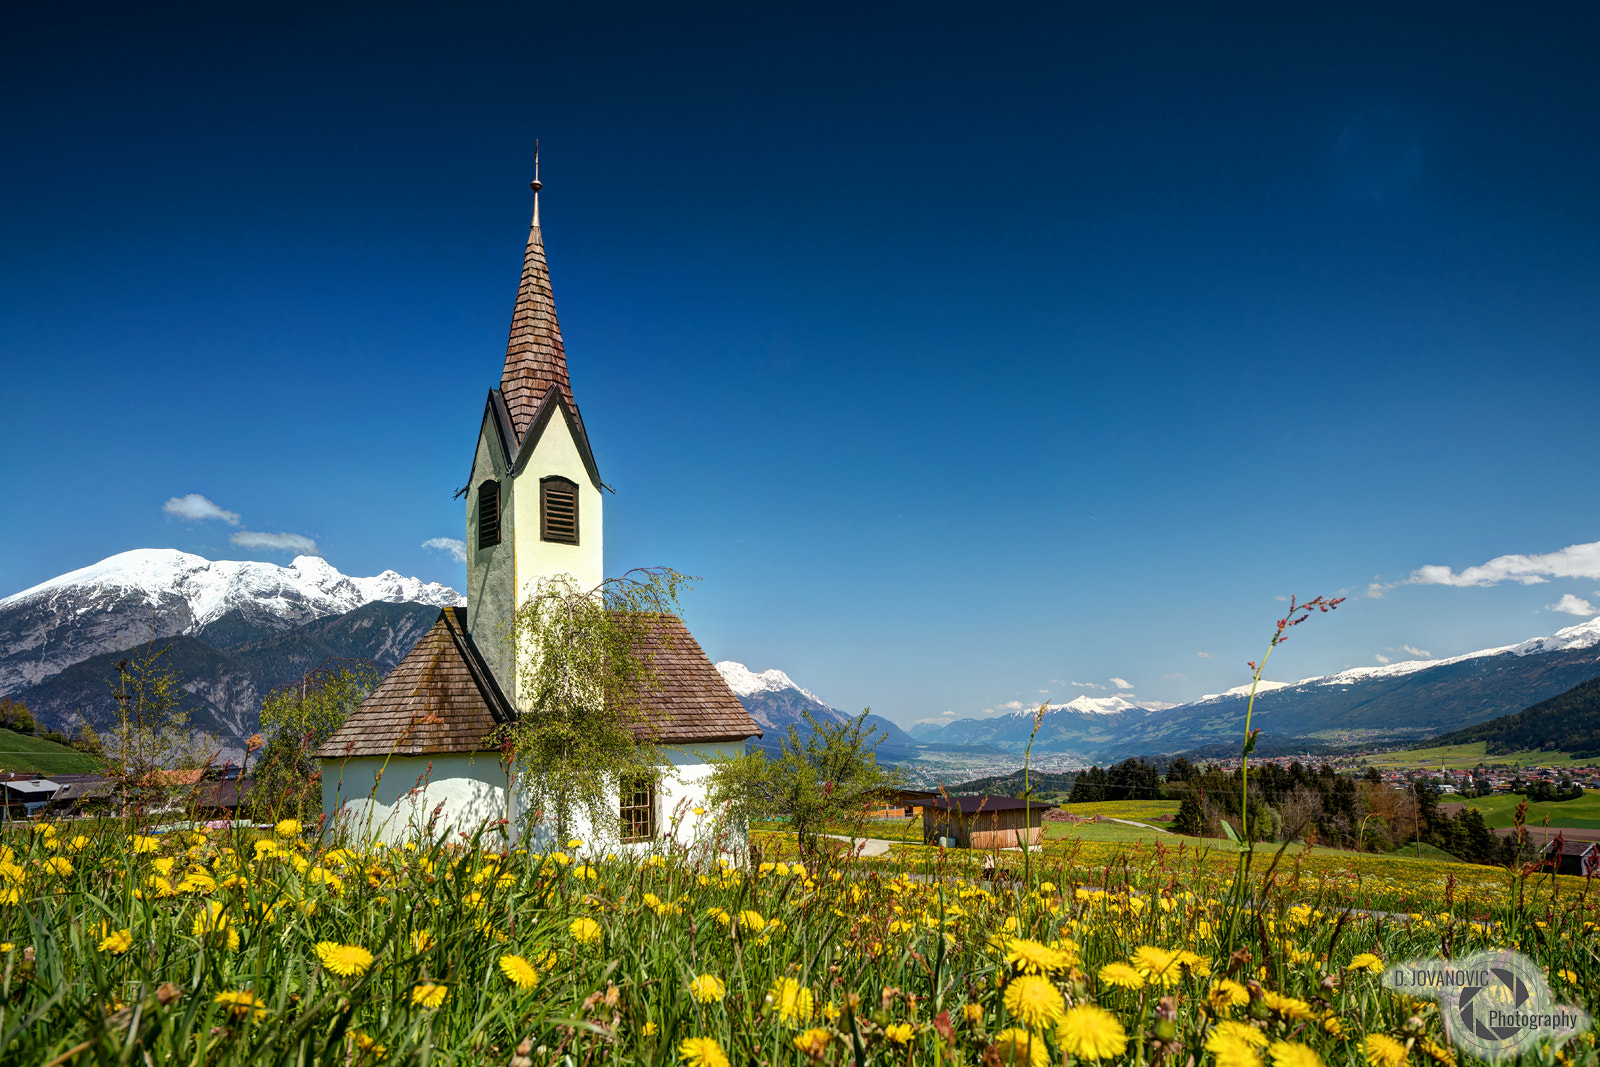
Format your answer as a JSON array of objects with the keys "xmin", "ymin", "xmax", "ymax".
[
  {"xmin": 477, "ymin": 481, "xmax": 501, "ymax": 549},
  {"xmin": 540, "ymin": 476, "xmax": 579, "ymax": 544}
]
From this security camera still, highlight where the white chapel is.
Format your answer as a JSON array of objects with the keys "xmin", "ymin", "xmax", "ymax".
[{"xmin": 316, "ymin": 173, "xmax": 761, "ymax": 849}]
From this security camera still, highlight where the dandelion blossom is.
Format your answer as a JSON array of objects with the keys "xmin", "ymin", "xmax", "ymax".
[
  {"xmin": 678, "ymin": 1037, "xmax": 730, "ymax": 1067},
  {"xmin": 411, "ymin": 930, "xmax": 434, "ymax": 952},
  {"xmin": 1003, "ymin": 975, "xmax": 1065, "ymax": 1031},
  {"xmin": 988, "ymin": 1028, "xmax": 1049, "ymax": 1067},
  {"xmin": 315, "ymin": 941, "xmax": 374, "ymax": 977},
  {"xmin": 1005, "ymin": 938, "xmax": 1070, "ymax": 974},
  {"xmin": 1098, "ymin": 961, "xmax": 1145, "ymax": 990},
  {"xmin": 767, "ymin": 976, "xmax": 813, "ymax": 1026},
  {"xmin": 794, "ymin": 1028, "xmax": 832, "ymax": 1056},
  {"xmin": 412, "ymin": 981, "xmax": 448, "ymax": 1009},
  {"xmin": 354, "ymin": 1032, "xmax": 389, "ymax": 1060},
  {"xmin": 1270, "ymin": 1041, "xmax": 1326, "ymax": 1067},
  {"xmin": 689, "ymin": 974, "xmax": 727, "ymax": 1003},
  {"xmin": 1364, "ymin": 1034, "xmax": 1409, "ymax": 1067},
  {"xmin": 274, "ymin": 819, "xmax": 303, "ymax": 838},
  {"xmin": 1209, "ymin": 979, "xmax": 1250, "ymax": 1011},
  {"xmin": 1348, "ymin": 953, "xmax": 1384, "ymax": 974},
  {"xmin": 1132, "ymin": 945, "xmax": 1182, "ymax": 987},
  {"xmin": 499, "ymin": 954, "xmax": 540, "ymax": 990},
  {"xmin": 884, "ymin": 1022, "xmax": 916, "ymax": 1044},
  {"xmin": 963, "ymin": 1002, "xmax": 985, "ymax": 1026},
  {"xmin": 1208, "ymin": 1033, "xmax": 1265, "ymax": 1067},
  {"xmin": 569, "ymin": 917, "xmax": 602, "ymax": 944},
  {"xmin": 214, "ymin": 990, "xmax": 268, "ymax": 1021},
  {"xmin": 1212, "ymin": 1022, "xmax": 1269, "ymax": 1049},
  {"xmin": 1057, "ymin": 1005, "xmax": 1127, "ymax": 1061},
  {"xmin": 737, "ymin": 910, "xmax": 767, "ymax": 935},
  {"xmin": 98, "ymin": 929, "xmax": 134, "ymax": 955}
]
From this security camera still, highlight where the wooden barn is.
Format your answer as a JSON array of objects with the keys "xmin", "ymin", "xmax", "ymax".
[
  {"xmin": 865, "ymin": 788, "xmax": 938, "ymax": 820},
  {"xmin": 1543, "ymin": 837, "xmax": 1600, "ymax": 877},
  {"xmin": 922, "ymin": 796, "xmax": 1055, "ymax": 849}
]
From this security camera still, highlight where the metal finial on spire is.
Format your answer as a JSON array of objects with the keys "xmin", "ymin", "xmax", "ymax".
[{"xmin": 529, "ymin": 140, "xmax": 541, "ymax": 226}]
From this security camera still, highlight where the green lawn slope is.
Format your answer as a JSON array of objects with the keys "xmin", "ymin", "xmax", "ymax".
[{"xmin": 0, "ymin": 731, "xmax": 104, "ymax": 774}]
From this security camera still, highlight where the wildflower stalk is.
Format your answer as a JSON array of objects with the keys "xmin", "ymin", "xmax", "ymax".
[{"xmin": 1223, "ymin": 593, "xmax": 1343, "ymax": 957}]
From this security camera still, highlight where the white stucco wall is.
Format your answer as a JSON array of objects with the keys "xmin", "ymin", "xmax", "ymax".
[
  {"xmin": 321, "ymin": 742, "xmax": 748, "ymax": 857},
  {"xmin": 321, "ymin": 754, "xmax": 517, "ymax": 848},
  {"xmin": 511, "ymin": 413, "xmax": 603, "ymax": 601}
]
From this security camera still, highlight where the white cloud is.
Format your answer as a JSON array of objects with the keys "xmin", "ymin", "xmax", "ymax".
[
  {"xmin": 1110, "ymin": 677, "xmax": 1134, "ymax": 690},
  {"xmin": 163, "ymin": 494, "xmax": 240, "ymax": 525},
  {"xmin": 1402, "ymin": 645, "xmax": 1432, "ymax": 659},
  {"xmin": 1070, "ymin": 680, "xmax": 1105, "ymax": 690},
  {"xmin": 1411, "ymin": 539, "xmax": 1600, "ymax": 587},
  {"xmin": 1367, "ymin": 582, "xmax": 1388, "ymax": 599},
  {"xmin": 1548, "ymin": 594, "xmax": 1599, "ymax": 617},
  {"xmin": 231, "ymin": 531, "xmax": 318, "ymax": 554},
  {"xmin": 422, "ymin": 537, "xmax": 467, "ymax": 563},
  {"xmin": 1196, "ymin": 652, "xmax": 1215, "ymax": 659},
  {"xmin": 1374, "ymin": 654, "xmax": 1390, "ymax": 664}
]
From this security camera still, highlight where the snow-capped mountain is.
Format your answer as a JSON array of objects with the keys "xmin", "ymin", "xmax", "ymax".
[
  {"xmin": 714, "ymin": 661, "xmax": 919, "ymax": 756},
  {"xmin": 0, "ymin": 549, "xmax": 462, "ymax": 694},
  {"xmin": 1054, "ymin": 695, "xmax": 1178, "ymax": 715}
]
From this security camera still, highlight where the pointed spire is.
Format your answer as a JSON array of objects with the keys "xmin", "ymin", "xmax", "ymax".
[{"xmin": 500, "ymin": 149, "xmax": 583, "ymax": 442}]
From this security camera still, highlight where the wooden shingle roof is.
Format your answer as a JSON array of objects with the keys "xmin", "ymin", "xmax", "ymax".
[
  {"xmin": 500, "ymin": 196, "xmax": 588, "ymax": 448},
  {"xmin": 314, "ymin": 607, "xmax": 513, "ymax": 760},
  {"xmin": 626, "ymin": 614, "xmax": 763, "ymax": 745}
]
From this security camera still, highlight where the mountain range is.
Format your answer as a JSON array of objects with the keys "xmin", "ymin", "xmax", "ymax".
[
  {"xmin": 713, "ymin": 662, "xmax": 921, "ymax": 759},
  {"xmin": 912, "ymin": 615, "xmax": 1600, "ymax": 758}
]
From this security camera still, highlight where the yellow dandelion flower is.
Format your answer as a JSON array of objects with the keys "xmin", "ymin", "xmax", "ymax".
[
  {"xmin": 737, "ymin": 909, "xmax": 767, "ymax": 935},
  {"xmin": 1006, "ymin": 938, "xmax": 1070, "ymax": 974},
  {"xmin": 412, "ymin": 981, "xmax": 448, "ymax": 1009},
  {"xmin": 1210, "ymin": 979, "xmax": 1251, "ymax": 1012},
  {"xmin": 354, "ymin": 1032, "xmax": 389, "ymax": 1060},
  {"xmin": 964, "ymin": 1002, "xmax": 984, "ymax": 1025},
  {"xmin": 1270, "ymin": 1041, "xmax": 1325, "ymax": 1067},
  {"xmin": 43, "ymin": 856, "xmax": 73, "ymax": 877},
  {"xmin": 569, "ymin": 917, "xmax": 602, "ymax": 944},
  {"xmin": 411, "ymin": 930, "xmax": 434, "ymax": 952},
  {"xmin": 767, "ymin": 976, "xmax": 813, "ymax": 1026},
  {"xmin": 1416, "ymin": 1039, "xmax": 1456, "ymax": 1067},
  {"xmin": 642, "ymin": 1021, "xmax": 660, "ymax": 1036},
  {"xmin": 679, "ymin": 1037, "xmax": 729, "ymax": 1067},
  {"xmin": 1348, "ymin": 953, "xmax": 1384, "ymax": 974},
  {"xmin": 794, "ymin": 1027, "xmax": 831, "ymax": 1055},
  {"xmin": 884, "ymin": 1022, "xmax": 916, "ymax": 1044},
  {"xmin": 689, "ymin": 974, "xmax": 727, "ymax": 1003},
  {"xmin": 130, "ymin": 835, "xmax": 159, "ymax": 853},
  {"xmin": 989, "ymin": 1027, "xmax": 1050, "ymax": 1067},
  {"xmin": 499, "ymin": 954, "xmax": 539, "ymax": 990},
  {"xmin": 1132, "ymin": 945, "xmax": 1183, "ymax": 987},
  {"xmin": 274, "ymin": 819, "xmax": 302, "ymax": 838},
  {"xmin": 1558, "ymin": 969, "xmax": 1579, "ymax": 985},
  {"xmin": 98, "ymin": 928, "xmax": 134, "ymax": 955},
  {"xmin": 1057, "ymin": 1004, "xmax": 1127, "ymax": 1061},
  {"xmin": 1364, "ymin": 1034, "xmax": 1409, "ymax": 1067},
  {"xmin": 1208, "ymin": 1033, "xmax": 1265, "ymax": 1067},
  {"xmin": 1212, "ymin": 1022, "xmax": 1269, "ymax": 1049},
  {"xmin": 1004, "ymin": 975, "xmax": 1065, "ymax": 1031},
  {"xmin": 315, "ymin": 941, "xmax": 374, "ymax": 977},
  {"xmin": 214, "ymin": 989, "xmax": 268, "ymax": 1021},
  {"xmin": 1099, "ymin": 961, "xmax": 1146, "ymax": 990},
  {"xmin": 1322, "ymin": 1014, "xmax": 1345, "ymax": 1038},
  {"xmin": 192, "ymin": 903, "xmax": 240, "ymax": 951}
]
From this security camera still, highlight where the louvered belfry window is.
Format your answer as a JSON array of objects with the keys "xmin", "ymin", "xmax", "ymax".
[
  {"xmin": 540, "ymin": 476, "xmax": 579, "ymax": 544},
  {"xmin": 477, "ymin": 481, "xmax": 501, "ymax": 550},
  {"xmin": 620, "ymin": 775, "xmax": 656, "ymax": 843}
]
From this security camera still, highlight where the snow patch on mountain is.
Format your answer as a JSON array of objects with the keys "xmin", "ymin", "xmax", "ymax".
[
  {"xmin": 1047, "ymin": 695, "xmax": 1177, "ymax": 716},
  {"xmin": 0, "ymin": 549, "xmax": 462, "ymax": 693},
  {"xmin": 715, "ymin": 661, "xmax": 824, "ymax": 704}
]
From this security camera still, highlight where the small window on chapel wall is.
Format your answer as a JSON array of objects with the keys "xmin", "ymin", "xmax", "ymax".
[
  {"xmin": 540, "ymin": 476, "xmax": 579, "ymax": 544},
  {"xmin": 477, "ymin": 481, "xmax": 501, "ymax": 549},
  {"xmin": 620, "ymin": 776, "xmax": 656, "ymax": 843}
]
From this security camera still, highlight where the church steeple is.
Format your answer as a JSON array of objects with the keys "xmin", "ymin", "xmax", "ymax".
[{"xmin": 500, "ymin": 152, "xmax": 586, "ymax": 443}]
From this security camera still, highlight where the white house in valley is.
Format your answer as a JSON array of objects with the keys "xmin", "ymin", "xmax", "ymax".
[{"xmin": 317, "ymin": 170, "xmax": 761, "ymax": 849}]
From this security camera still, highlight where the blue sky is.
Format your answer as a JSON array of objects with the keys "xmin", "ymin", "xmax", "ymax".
[{"xmin": 4, "ymin": 2, "xmax": 1599, "ymax": 727}]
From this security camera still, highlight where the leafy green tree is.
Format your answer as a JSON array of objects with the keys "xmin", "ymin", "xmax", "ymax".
[
  {"xmin": 103, "ymin": 642, "xmax": 211, "ymax": 822},
  {"xmin": 0, "ymin": 696, "xmax": 35, "ymax": 734},
  {"xmin": 252, "ymin": 662, "xmax": 378, "ymax": 823},
  {"xmin": 498, "ymin": 568, "xmax": 693, "ymax": 844},
  {"xmin": 705, "ymin": 707, "xmax": 907, "ymax": 859}
]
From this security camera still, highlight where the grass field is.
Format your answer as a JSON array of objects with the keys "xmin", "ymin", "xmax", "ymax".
[
  {"xmin": 0, "ymin": 729, "xmax": 104, "ymax": 774},
  {"xmin": 1455, "ymin": 789, "xmax": 1600, "ymax": 828},
  {"xmin": 1366, "ymin": 741, "xmax": 1600, "ymax": 770}
]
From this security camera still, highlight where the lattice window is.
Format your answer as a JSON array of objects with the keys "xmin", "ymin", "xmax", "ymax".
[
  {"xmin": 540, "ymin": 476, "xmax": 579, "ymax": 544},
  {"xmin": 477, "ymin": 481, "xmax": 501, "ymax": 549},
  {"xmin": 620, "ymin": 776, "xmax": 656, "ymax": 843}
]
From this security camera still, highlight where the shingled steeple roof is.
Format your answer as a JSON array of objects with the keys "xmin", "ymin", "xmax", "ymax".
[{"xmin": 500, "ymin": 167, "xmax": 588, "ymax": 445}]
